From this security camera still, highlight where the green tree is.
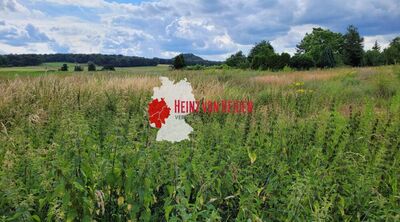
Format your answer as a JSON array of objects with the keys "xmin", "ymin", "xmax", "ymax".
[
  {"xmin": 372, "ymin": 40, "xmax": 380, "ymax": 51},
  {"xmin": 297, "ymin": 27, "xmax": 343, "ymax": 67},
  {"xmin": 364, "ymin": 50, "xmax": 383, "ymax": 66},
  {"xmin": 251, "ymin": 54, "xmax": 268, "ymax": 70},
  {"xmin": 225, "ymin": 51, "xmax": 248, "ymax": 69},
  {"xmin": 88, "ymin": 61, "xmax": 96, "ymax": 71},
  {"xmin": 248, "ymin": 41, "xmax": 276, "ymax": 70},
  {"xmin": 0, "ymin": 55, "xmax": 7, "ymax": 67},
  {"xmin": 173, "ymin": 54, "xmax": 186, "ymax": 69},
  {"xmin": 275, "ymin": 53, "xmax": 291, "ymax": 70},
  {"xmin": 319, "ymin": 47, "xmax": 336, "ymax": 68},
  {"xmin": 343, "ymin": 25, "xmax": 364, "ymax": 66},
  {"xmin": 383, "ymin": 37, "xmax": 400, "ymax": 64},
  {"xmin": 60, "ymin": 63, "xmax": 68, "ymax": 71},
  {"xmin": 364, "ymin": 41, "xmax": 384, "ymax": 66},
  {"xmin": 289, "ymin": 54, "xmax": 314, "ymax": 70}
]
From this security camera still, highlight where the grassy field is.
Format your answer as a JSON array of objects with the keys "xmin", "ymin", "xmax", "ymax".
[
  {"xmin": 0, "ymin": 65, "xmax": 400, "ymax": 221},
  {"xmin": 0, "ymin": 63, "xmax": 171, "ymax": 79}
]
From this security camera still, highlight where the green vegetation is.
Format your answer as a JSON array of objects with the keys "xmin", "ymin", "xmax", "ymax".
[
  {"xmin": 225, "ymin": 51, "xmax": 248, "ymax": 69},
  {"xmin": 384, "ymin": 37, "xmax": 400, "ymax": 64},
  {"xmin": 74, "ymin": 65, "xmax": 84, "ymax": 72},
  {"xmin": 101, "ymin": 65, "xmax": 116, "ymax": 71},
  {"xmin": 297, "ymin": 27, "xmax": 344, "ymax": 67},
  {"xmin": 60, "ymin": 63, "xmax": 69, "ymax": 71},
  {"xmin": 88, "ymin": 62, "xmax": 97, "ymax": 71},
  {"xmin": 342, "ymin": 25, "xmax": 364, "ymax": 66},
  {"xmin": 0, "ymin": 65, "xmax": 399, "ymax": 221},
  {"xmin": 173, "ymin": 54, "xmax": 186, "ymax": 70},
  {"xmin": 225, "ymin": 25, "xmax": 400, "ymax": 71}
]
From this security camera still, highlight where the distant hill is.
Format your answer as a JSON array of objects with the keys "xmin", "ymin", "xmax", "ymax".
[
  {"xmin": 156, "ymin": 53, "xmax": 221, "ymax": 66},
  {"xmin": 182, "ymin": 53, "xmax": 206, "ymax": 63},
  {"xmin": 0, "ymin": 53, "xmax": 221, "ymax": 67}
]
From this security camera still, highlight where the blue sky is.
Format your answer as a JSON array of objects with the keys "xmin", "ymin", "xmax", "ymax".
[{"xmin": 0, "ymin": 0, "xmax": 399, "ymax": 60}]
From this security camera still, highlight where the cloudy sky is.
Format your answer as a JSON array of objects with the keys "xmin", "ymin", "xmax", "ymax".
[{"xmin": 0, "ymin": 0, "xmax": 399, "ymax": 60}]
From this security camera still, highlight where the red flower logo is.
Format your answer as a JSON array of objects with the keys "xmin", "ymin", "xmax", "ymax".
[{"xmin": 148, "ymin": 98, "xmax": 171, "ymax": 128}]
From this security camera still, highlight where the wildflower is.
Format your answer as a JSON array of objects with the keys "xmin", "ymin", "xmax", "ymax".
[{"xmin": 294, "ymin": 82, "xmax": 304, "ymax": 87}]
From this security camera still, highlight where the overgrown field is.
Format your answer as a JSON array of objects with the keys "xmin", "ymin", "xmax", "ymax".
[{"xmin": 1, "ymin": 66, "xmax": 400, "ymax": 221}]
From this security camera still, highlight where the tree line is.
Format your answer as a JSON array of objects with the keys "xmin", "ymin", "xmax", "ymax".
[
  {"xmin": 225, "ymin": 25, "xmax": 400, "ymax": 70},
  {"xmin": 0, "ymin": 54, "xmax": 168, "ymax": 67},
  {"xmin": 0, "ymin": 53, "xmax": 221, "ymax": 67}
]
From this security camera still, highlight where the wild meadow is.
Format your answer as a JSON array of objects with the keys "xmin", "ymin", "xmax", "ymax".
[{"xmin": 0, "ymin": 65, "xmax": 400, "ymax": 221}]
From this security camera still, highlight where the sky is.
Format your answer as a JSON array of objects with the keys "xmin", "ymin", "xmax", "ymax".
[{"xmin": 0, "ymin": 0, "xmax": 399, "ymax": 60}]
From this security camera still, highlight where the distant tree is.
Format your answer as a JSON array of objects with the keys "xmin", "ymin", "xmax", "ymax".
[
  {"xmin": 88, "ymin": 61, "xmax": 96, "ymax": 71},
  {"xmin": 275, "ymin": 53, "xmax": 291, "ymax": 70},
  {"xmin": 297, "ymin": 27, "xmax": 344, "ymax": 67},
  {"xmin": 74, "ymin": 65, "xmax": 83, "ymax": 71},
  {"xmin": 343, "ymin": 25, "xmax": 364, "ymax": 66},
  {"xmin": 364, "ymin": 50, "xmax": 384, "ymax": 66},
  {"xmin": 0, "ymin": 53, "xmax": 219, "ymax": 67},
  {"xmin": 383, "ymin": 37, "xmax": 400, "ymax": 64},
  {"xmin": 289, "ymin": 54, "xmax": 314, "ymax": 70},
  {"xmin": 248, "ymin": 41, "xmax": 275, "ymax": 69},
  {"xmin": 173, "ymin": 54, "xmax": 186, "ymax": 69},
  {"xmin": 319, "ymin": 47, "xmax": 336, "ymax": 68},
  {"xmin": 372, "ymin": 41, "xmax": 380, "ymax": 51},
  {"xmin": 225, "ymin": 51, "xmax": 248, "ymax": 68},
  {"xmin": 60, "ymin": 63, "xmax": 68, "ymax": 71},
  {"xmin": 364, "ymin": 41, "xmax": 384, "ymax": 66},
  {"xmin": 251, "ymin": 54, "xmax": 269, "ymax": 70},
  {"xmin": 101, "ymin": 65, "xmax": 115, "ymax": 71},
  {"xmin": 0, "ymin": 55, "xmax": 7, "ymax": 67}
]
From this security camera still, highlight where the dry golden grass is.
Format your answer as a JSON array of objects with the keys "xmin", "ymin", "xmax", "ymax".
[
  {"xmin": 192, "ymin": 79, "xmax": 226, "ymax": 99},
  {"xmin": 0, "ymin": 74, "xmax": 159, "ymax": 109}
]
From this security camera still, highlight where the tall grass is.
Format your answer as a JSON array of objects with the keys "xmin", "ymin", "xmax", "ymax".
[{"xmin": 0, "ymin": 66, "xmax": 399, "ymax": 221}]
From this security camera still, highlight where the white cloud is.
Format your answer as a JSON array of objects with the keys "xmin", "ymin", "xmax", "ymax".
[
  {"xmin": 364, "ymin": 34, "xmax": 399, "ymax": 50},
  {"xmin": 36, "ymin": 0, "xmax": 108, "ymax": 8},
  {"xmin": 0, "ymin": 0, "xmax": 399, "ymax": 60},
  {"xmin": 0, "ymin": 0, "xmax": 29, "ymax": 13}
]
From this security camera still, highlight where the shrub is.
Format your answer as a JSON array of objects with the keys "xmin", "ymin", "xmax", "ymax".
[
  {"xmin": 101, "ymin": 65, "xmax": 115, "ymax": 71},
  {"xmin": 60, "ymin": 63, "xmax": 68, "ymax": 71},
  {"xmin": 290, "ymin": 54, "xmax": 314, "ymax": 70},
  {"xmin": 225, "ymin": 51, "xmax": 248, "ymax": 69},
  {"xmin": 364, "ymin": 50, "xmax": 384, "ymax": 66},
  {"xmin": 88, "ymin": 61, "xmax": 96, "ymax": 71},
  {"xmin": 186, "ymin": 64, "xmax": 205, "ymax": 70},
  {"xmin": 74, "ymin": 65, "xmax": 83, "ymax": 71}
]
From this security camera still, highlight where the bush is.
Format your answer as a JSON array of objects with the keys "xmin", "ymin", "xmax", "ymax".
[
  {"xmin": 88, "ymin": 62, "xmax": 96, "ymax": 71},
  {"xmin": 290, "ymin": 54, "xmax": 314, "ymax": 70},
  {"xmin": 282, "ymin": 65, "xmax": 294, "ymax": 72},
  {"xmin": 60, "ymin": 63, "xmax": 68, "ymax": 71},
  {"xmin": 364, "ymin": 50, "xmax": 384, "ymax": 66},
  {"xmin": 186, "ymin": 64, "xmax": 205, "ymax": 70},
  {"xmin": 225, "ymin": 51, "xmax": 248, "ymax": 69},
  {"xmin": 74, "ymin": 65, "xmax": 83, "ymax": 71},
  {"xmin": 101, "ymin": 65, "xmax": 115, "ymax": 71}
]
